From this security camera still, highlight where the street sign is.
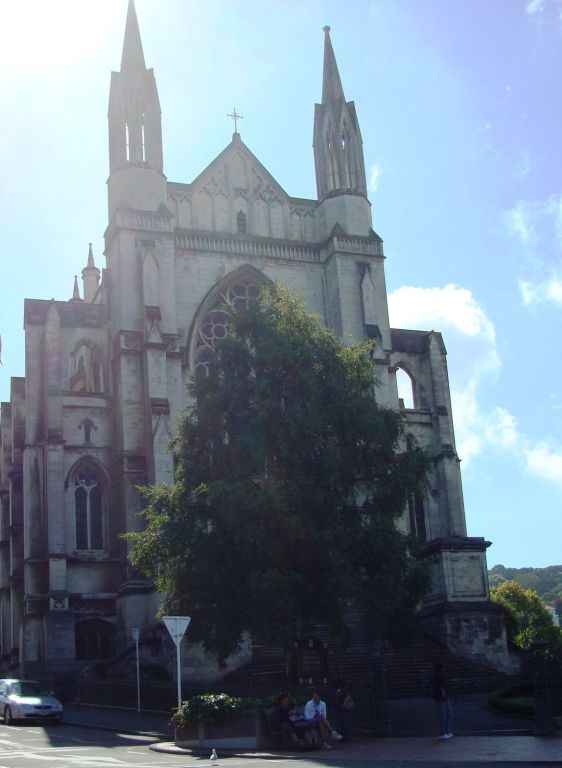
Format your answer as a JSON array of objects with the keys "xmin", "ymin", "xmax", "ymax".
[
  {"xmin": 162, "ymin": 616, "xmax": 192, "ymax": 707},
  {"xmin": 132, "ymin": 627, "xmax": 140, "ymax": 642},
  {"xmin": 162, "ymin": 616, "xmax": 191, "ymax": 647}
]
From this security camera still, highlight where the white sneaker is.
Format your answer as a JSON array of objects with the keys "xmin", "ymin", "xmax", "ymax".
[
  {"xmin": 331, "ymin": 730, "xmax": 343, "ymax": 741},
  {"xmin": 446, "ymin": 733, "xmax": 454, "ymax": 738}
]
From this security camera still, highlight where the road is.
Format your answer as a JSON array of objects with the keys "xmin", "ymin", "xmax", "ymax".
[{"xmin": 0, "ymin": 722, "xmax": 554, "ymax": 767}]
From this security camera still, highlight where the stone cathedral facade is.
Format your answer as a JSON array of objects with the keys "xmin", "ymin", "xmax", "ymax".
[{"xmin": 0, "ymin": 2, "xmax": 510, "ymax": 682}]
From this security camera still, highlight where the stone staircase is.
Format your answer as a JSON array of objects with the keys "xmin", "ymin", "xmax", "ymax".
[{"xmin": 222, "ymin": 631, "xmax": 511, "ymax": 699}]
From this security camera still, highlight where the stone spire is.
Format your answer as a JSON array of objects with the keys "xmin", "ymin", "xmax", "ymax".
[
  {"xmin": 87, "ymin": 242, "xmax": 95, "ymax": 268},
  {"xmin": 71, "ymin": 275, "xmax": 82, "ymax": 302},
  {"xmin": 321, "ymin": 26, "xmax": 345, "ymax": 105},
  {"xmin": 82, "ymin": 243, "xmax": 101, "ymax": 303},
  {"xmin": 313, "ymin": 26, "xmax": 368, "ymax": 203},
  {"xmin": 121, "ymin": 0, "xmax": 146, "ymax": 72},
  {"xmin": 108, "ymin": 0, "xmax": 165, "ymax": 216}
]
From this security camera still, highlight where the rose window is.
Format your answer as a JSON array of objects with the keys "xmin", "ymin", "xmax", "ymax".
[{"xmin": 195, "ymin": 281, "xmax": 261, "ymax": 377}]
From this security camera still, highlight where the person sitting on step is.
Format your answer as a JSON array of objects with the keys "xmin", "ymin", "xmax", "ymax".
[{"xmin": 304, "ymin": 689, "xmax": 342, "ymax": 749}]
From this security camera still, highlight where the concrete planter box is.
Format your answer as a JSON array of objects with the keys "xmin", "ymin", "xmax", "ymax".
[{"xmin": 175, "ymin": 713, "xmax": 257, "ymax": 749}]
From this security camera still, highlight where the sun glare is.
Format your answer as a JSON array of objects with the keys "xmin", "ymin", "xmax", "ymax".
[{"xmin": 0, "ymin": 0, "xmax": 121, "ymax": 76}]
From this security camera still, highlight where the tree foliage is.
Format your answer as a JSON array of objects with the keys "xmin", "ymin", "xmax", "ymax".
[
  {"xmin": 127, "ymin": 287, "xmax": 430, "ymax": 661},
  {"xmin": 489, "ymin": 565, "xmax": 562, "ymax": 614},
  {"xmin": 491, "ymin": 580, "xmax": 562, "ymax": 651}
]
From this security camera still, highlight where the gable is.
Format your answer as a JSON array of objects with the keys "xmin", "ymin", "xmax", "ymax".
[{"xmin": 167, "ymin": 137, "xmax": 318, "ymax": 242}]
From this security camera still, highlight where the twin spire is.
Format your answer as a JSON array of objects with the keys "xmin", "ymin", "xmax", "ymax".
[
  {"xmin": 321, "ymin": 26, "xmax": 345, "ymax": 105},
  {"xmin": 121, "ymin": 0, "xmax": 146, "ymax": 72},
  {"xmin": 110, "ymin": 3, "xmax": 366, "ymax": 207}
]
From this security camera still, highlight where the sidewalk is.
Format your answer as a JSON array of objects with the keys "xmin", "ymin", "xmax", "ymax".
[
  {"xmin": 150, "ymin": 734, "xmax": 562, "ymax": 762},
  {"xmin": 64, "ymin": 704, "xmax": 171, "ymax": 737},
  {"xmin": 62, "ymin": 705, "xmax": 562, "ymax": 763}
]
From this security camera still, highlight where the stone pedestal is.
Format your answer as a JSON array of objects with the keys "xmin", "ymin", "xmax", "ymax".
[{"xmin": 419, "ymin": 537, "xmax": 518, "ymax": 673}]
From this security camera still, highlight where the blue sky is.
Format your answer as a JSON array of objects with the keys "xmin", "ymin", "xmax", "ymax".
[{"xmin": 1, "ymin": 0, "xmax": 561, "ymax": 568}]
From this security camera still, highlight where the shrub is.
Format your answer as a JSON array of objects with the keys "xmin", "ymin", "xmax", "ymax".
[
  {"xmin": 172, "ymin": 693, "xmax": 257, "ymax": 728},
  {"xmin": 488, "ymin": 685, "xmax": 535, "ymax": 718}
]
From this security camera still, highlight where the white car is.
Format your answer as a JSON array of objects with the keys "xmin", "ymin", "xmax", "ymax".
[{"xmin": 0, "ymin": 679, "xmax": 63, "ymax": 725}]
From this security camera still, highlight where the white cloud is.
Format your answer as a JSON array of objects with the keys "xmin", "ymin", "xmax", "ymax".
[
  {"xmin": 525, "ymin": 444, "xmax": 562, "ymax": 487},
  {"xmin": 508, "ymin": 195, "xmax": 562, "ymax": 307},
  {"xmin": 389, "ymin": 283, "xmax": 562, "ymax": 488},
  {"xmin": 519, "ymin": 276, "xmax": 562, "ymax": 306},
  {"xmin": 388, "ymin": 284, "xmax": 496, "ymax": 344},
  {"xmin": 507, "ymin": 203, "xmax": 535, "ymax": 245},
  {"xmin": 369, "ymin": 163, "xmax": 382, "ymax": 194},
  {"xmin": 485, "ymin": 407, "xmax": 519, "ymax": 449},
  {"xmin": 506, "ymin": 194, "xmax": 562, "ymax": 249},
  {"xmin": 388, "ymin": 284, "xmax": 502, "ymax": 464},
  {"xmin": 526, "ymin": 0, "xmax": 545, "ymax": 14}
]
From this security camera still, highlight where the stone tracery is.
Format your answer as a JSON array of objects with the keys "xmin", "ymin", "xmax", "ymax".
[{"xmin": 194, "ymin": 279, "xmax": 262, "ymax": 378}]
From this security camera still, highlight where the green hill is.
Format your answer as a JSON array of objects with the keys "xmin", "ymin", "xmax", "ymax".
[{"xmin": 489, "ymin": 565, "xmax": 562, "ymax": 607}]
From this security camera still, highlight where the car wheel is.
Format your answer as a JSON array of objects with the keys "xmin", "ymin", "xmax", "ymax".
[{"xmin": 4, "ymin": 707, "xmax": 13, "ymax": 726}]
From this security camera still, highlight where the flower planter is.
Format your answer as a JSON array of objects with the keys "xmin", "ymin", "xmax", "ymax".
[{"xmin": 174, "ymin": 712, "xmax": 256, "ymax": 749}]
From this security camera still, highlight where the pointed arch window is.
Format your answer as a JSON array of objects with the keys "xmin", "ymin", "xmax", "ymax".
[
  {"xmin": 73, "ymin": 462, "xmax": 105, "ymax": 551},
  {"xmin": 408, "ymin": 492, "xmax": 427, "ymax": 542},
  {"xmin": 237, "ymin": 210, "xmax": 247, "ymax": 234},
  {"xmin": 141, "ymin": 114, "xmax": 146, "ymax": 163},
  {"xmin": 70, "ymin": 342, "xmax": 104, "ymax": 393},
  {"xmin": 125, "ymin": 122, "xmax": 131, "ymax": 163},
  {"xmin": 194, "ymin": 277, "xmax": 263, "ymax": 378},
  {"xmin": 396, "ymin": 366, "xmax": 417, "ymax": 410},
  {"xmin": 327, "ymin": 132, "xmax": 339, "ymax": 191}
]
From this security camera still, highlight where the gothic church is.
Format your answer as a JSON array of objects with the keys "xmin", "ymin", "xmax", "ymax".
[{"xmin": 0, "ymin": 1, "xmax": 510, "ymax": 681}]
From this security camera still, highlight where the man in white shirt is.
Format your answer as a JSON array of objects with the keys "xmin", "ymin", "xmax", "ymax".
[{"xmin": 304, "ymin": 690, "xmax": 342, "ymax": 749}]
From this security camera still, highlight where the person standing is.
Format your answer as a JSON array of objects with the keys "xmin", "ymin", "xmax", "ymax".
[
  {"xmin": 432, "ymin": 662, "xmax": 453, "ymax": 739},
  {"xmin": 335, "ymin": 683, "xmax": 355, "ymax": 742}
]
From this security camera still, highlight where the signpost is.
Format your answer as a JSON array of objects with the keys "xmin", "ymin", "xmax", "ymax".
[
  {"xmin": 162, "ymin": 616, "xmax": 191, "ymax": 708},
  {"xmin": 132, "ymin": 627, "xmax": 140, "ymax": 713}
]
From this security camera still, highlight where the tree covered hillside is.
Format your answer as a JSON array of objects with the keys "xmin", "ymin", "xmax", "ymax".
[{"xmin": 489, "ymin": 565, "xmax": 562, "ymax": 607}]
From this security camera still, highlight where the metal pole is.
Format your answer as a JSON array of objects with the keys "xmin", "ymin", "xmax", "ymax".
[
  {"xmin": 177, "ymin": 634, "xmax": 182, "ymax": 708},
  {"xmin": 136, "ymin": 636, "xmax": 141, "ymax": 713}
]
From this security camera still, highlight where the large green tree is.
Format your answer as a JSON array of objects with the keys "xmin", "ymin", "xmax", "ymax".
[
  {"xmin": 128, "ymin": 287, "xmax": 430, "ymax": 662},
  {"xmin": 491, "ymin": 580, "xmax": 562, "ymax": 651}
]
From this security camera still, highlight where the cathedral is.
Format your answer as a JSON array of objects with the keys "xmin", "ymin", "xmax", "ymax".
[{"xmin": 0, "ymin": 1, "xmax": 512, "ymax": 683}]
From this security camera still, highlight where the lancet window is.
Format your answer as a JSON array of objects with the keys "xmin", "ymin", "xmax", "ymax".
[
  {"xmin": 237, "ymin": 210, "xmax": 247, "ymax": 234},
  {"xmin": 73, "ymin": 462, "xmax": 104, "ymax": 551},
  {"xmin": 141, "ymin": 114, "xmax": 146, "ymax": 162},
  {"xmin": 125, "ymin": 122, "xmax": 130, "ymax": 162},
  {"xmin": 70, "ymin": 342, "xmax": 104, "ymax": 393}
]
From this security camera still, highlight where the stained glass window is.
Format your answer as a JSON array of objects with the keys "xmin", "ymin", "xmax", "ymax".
[{"xmin": 194, "ymin": 281, "xmax": 261, "ymax": 378}]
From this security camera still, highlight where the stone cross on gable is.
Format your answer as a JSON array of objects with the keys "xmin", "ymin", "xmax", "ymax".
[{"xmin": 228, "ymin": 107, "xmax": 243, "ymax": 134}]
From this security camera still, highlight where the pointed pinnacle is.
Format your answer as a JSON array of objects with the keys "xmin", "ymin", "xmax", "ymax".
[
  {"xmin": 87, "ymin": 242, "xmax": 96, "ymax": 268},
  {"xmin": 121, "ymin": 0, "xmax": 146, "ymax": 72},
  {"xmin": 72, "ymin": 275, "xmax": 81, "ymax": 301},
  {"xmin": 322, "ymin": 25, "xmax": 345, "ymax": 104}
]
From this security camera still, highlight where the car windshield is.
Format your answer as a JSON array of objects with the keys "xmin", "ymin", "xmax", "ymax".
[{"xmin": 9, "ymin": 682, "xmax": 45, "ymax": 697}]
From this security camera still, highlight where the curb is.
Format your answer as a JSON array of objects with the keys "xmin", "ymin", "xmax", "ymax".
[
  {"xmin": 148, "ymin": 740, "xmax": 562, "ymax": 764},
  {"xmin": 149, "ymin": 742, "xmax": 328, "ymax": 758}
]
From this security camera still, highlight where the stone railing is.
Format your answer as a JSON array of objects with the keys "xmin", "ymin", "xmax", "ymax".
[
  {"xmin": 176, "ymin": 229, "xmax": 382, "ymax": 263},
  {"xmin": 175, "ymin": 230, "xmax": 322, "ymax": 263}
]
